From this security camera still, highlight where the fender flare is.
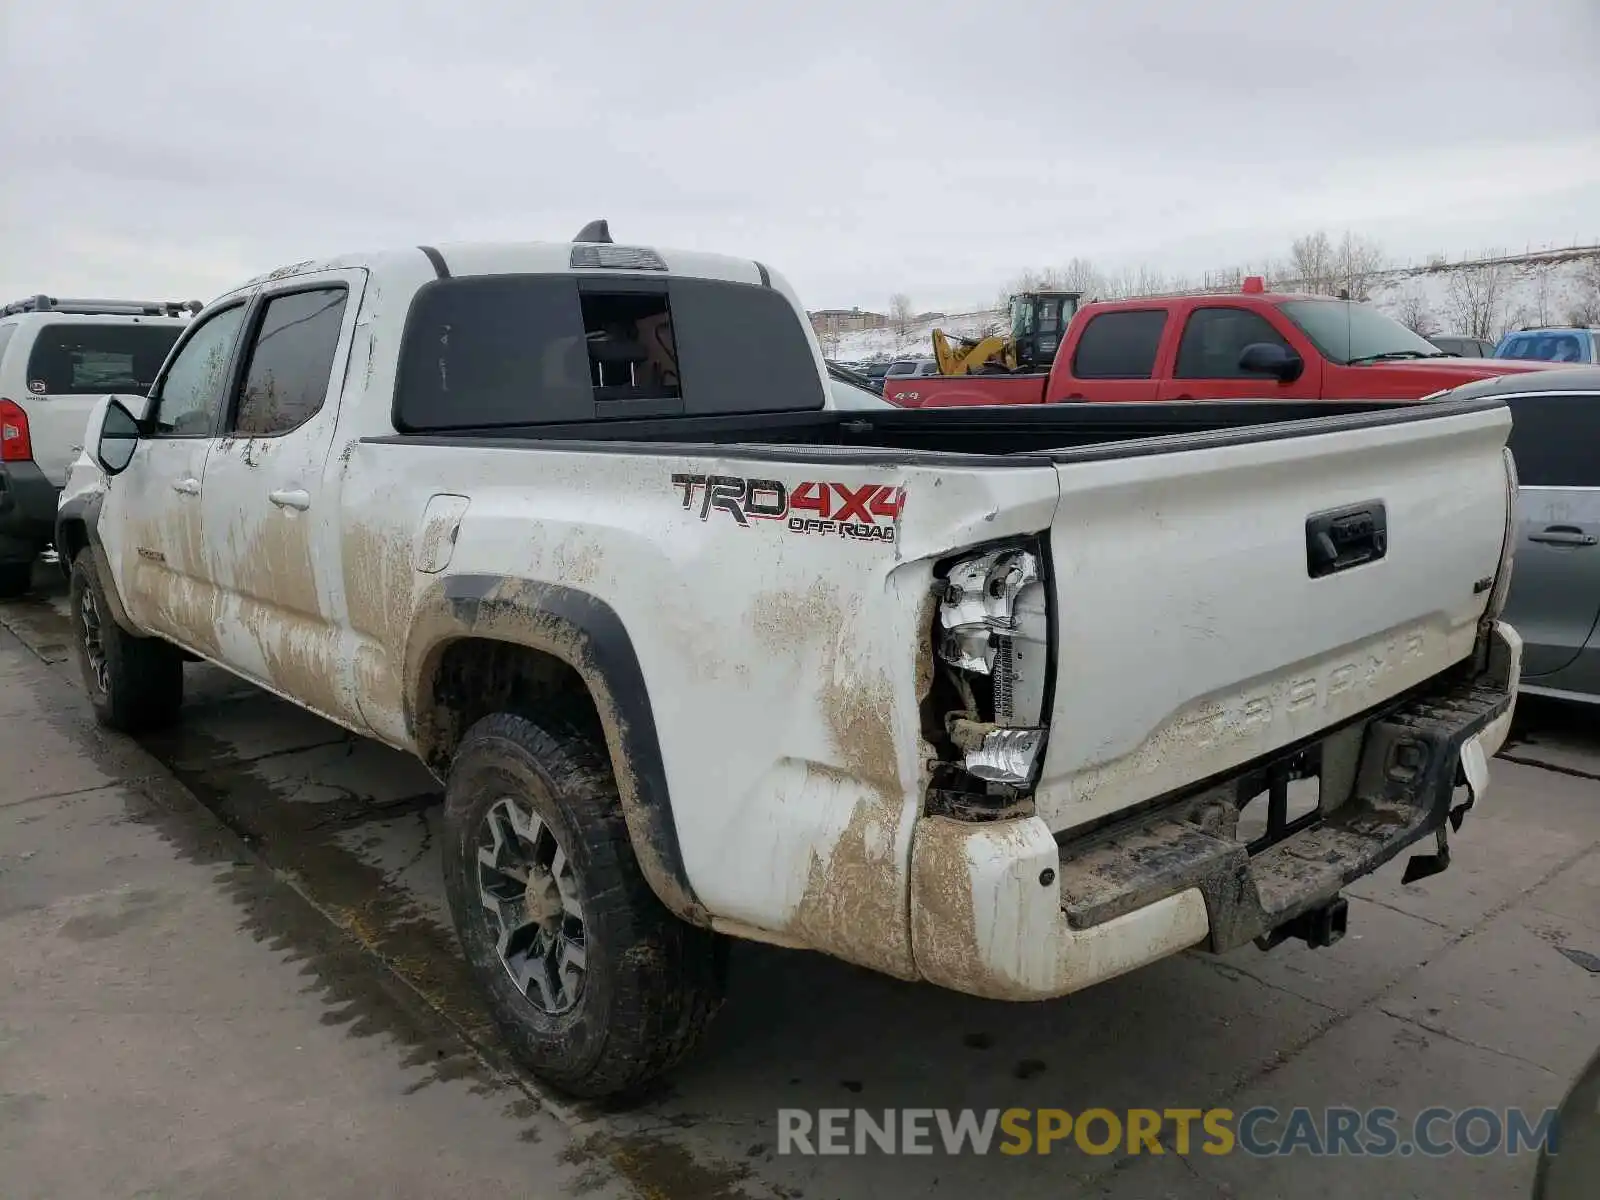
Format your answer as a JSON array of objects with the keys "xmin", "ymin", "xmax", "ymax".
[
  {"xmin": 404, "ymin": 573, "xmax": 705, "ymax": 925},
  {"xmin": 55, "ymin": 491, "xmax": 141, "ymax": 635}
]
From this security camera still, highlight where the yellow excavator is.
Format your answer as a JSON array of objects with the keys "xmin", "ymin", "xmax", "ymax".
[{"xmin": 931, "ymin": 290, "xmax": 1082, "ymax": 376}]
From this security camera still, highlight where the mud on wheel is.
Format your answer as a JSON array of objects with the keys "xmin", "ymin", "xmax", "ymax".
[
  {"xmin": 68, "ymin": 549, "xmax": 184, "ymax": 733},
  {"xmin": 441, "ymin": 711, "xmax": 726, "ymax": 1100}
]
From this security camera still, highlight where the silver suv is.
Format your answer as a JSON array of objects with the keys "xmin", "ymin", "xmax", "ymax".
[
  {"xmin": 0, "ymin": 296, "xmax": 193, "ymax": 596},
  {"xmin": 1444, "ymin": 367, "xmax": 1600, "ymax": 703}
]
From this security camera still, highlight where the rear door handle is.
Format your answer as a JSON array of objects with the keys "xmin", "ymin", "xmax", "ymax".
[
  {"xmin": 172, "ymin": 477, "xmax": 201, "ymax": 496},
  {"xmin": 268, "ymin": 488, "xmax": 311, "ymax": 511},
  {"xmin": 1529, "ymin": 526, "xmax": 1597, "ymax": 547}
]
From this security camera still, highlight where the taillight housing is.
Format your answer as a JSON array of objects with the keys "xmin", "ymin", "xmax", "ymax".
[
  {"xmin": 0, "ymin": 399, "xmax": 33, "ymax": 462},
  {"xmin": 930, "ymin": 538, "xmax": 1052, "ymax": 795}
]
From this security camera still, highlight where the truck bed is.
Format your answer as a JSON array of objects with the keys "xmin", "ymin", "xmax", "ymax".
[
  {"xmin": 366, "ymin": 396, "xmax": 1500, "ymax": 461},
  {"xmin": 365, "ymin": 391, "xmax": 1513, "ymax": 837}
]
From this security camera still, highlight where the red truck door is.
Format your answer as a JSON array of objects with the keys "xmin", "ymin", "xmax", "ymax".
[
  {"xmin": 1052, "ymin": 308, "xmax": 1169, "ymax": 402},
  {"xmin": 1155, "ymin": 303, "xmax": 1322, "ymax": 401}
]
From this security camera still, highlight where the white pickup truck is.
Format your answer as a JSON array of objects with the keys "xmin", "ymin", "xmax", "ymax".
[{"xmin": 58, "ymin": 225, "xmax": 1522, "ymax": 1099}]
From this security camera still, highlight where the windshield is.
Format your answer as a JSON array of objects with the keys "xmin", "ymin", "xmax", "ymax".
[
  {"xmin": 1278, "ymin": 300, "xmax": 1443, "ymax": 365},
  {"xmin": 25, "ymin": 323, "xmax": 184, "ymax": 395},
  {"xmin": 1495, "ymin": 331, "xmax": 1592, "ymax": 363},
  {"xmin": 1011, "ymin": 296, "xmax": 1035, "ymax": 335}
]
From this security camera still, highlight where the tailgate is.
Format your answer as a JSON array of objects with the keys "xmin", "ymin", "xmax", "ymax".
[{"xmin": 1034, "ymin": 402, "xmax": 1512, "ymax": 833}]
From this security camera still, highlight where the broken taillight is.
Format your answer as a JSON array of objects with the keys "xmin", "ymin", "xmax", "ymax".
[
  {"xmin": 933, "ymin": 540, "xmax": 1051, "ymax": 789},
  {"xmin": 0, "ymin": 399, "xmax": 33, "ymax": 462}
]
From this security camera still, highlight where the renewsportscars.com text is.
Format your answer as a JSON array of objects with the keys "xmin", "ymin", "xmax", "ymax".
[{"xmin": 777, "ymin": 1106, "xmax": 1560, "ymax": 1158}]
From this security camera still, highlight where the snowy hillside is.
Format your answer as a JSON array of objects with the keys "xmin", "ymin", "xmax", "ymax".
[{"xmin": 830, "ymin": 247, "xmax": 1600, "ymax": 363}]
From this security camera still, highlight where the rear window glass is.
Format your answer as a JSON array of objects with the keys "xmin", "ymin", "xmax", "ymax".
[
  {"xmin": 24, "ymin": 323, "xmax": 182, "ymax": 395},
  {"xmin": 1072, "ymin": 310, "xmax": 1167, "ymax": 379},
  {"xmin": 395, "ymin": 274, "xmax": 824, "ymax": 431},
  {"xmin": 1495, "ymin": 332, "xmax": 1593, "ymax": 363}
]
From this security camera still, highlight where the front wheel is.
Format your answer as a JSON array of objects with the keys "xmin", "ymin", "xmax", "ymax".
[
  {"xmin": 69, "ymin": 549, "xmax": 184, "ymax": 733},
  {"xmin": 441, "ymin": 711, "xmax": 726, "ymax": 1099}
]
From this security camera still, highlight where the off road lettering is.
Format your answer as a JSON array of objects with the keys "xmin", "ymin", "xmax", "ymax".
[{"xmin": 671, "ymin": 473, "xmax": 903, "ymax": 544}]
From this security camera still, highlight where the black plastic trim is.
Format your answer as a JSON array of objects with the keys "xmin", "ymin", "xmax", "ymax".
[
  {"xmin": 361, "ymin": 393, "xmax": 1510, "ymax": 471},
  {"xmin": 755, "ymin": 261, "xmax": 771, "ymax": 288},
  {"xmin": 441, "ymin": 574, "xmax": 699, "ymax": 913},
  {"xmin": 418, "ymin": 245, "xmax": 450, "ymax": 280}
]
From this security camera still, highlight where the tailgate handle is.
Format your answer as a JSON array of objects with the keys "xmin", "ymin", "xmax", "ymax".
[
  {"xmin": 1529, "ymin": 525, "xmax": 1597, "ymax": 548},
  {"xmin": 1306, "ymin": 500, "xmax": 1387, "ymax": 578}
]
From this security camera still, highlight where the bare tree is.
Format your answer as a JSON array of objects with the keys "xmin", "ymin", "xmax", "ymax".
[
  {"xmin": 1290, "ymin": 231, "xmax": 1336, "ymax": 294},
  {"xmin": 1394, "ymin": 287, "xmax": 1437, "ymax": 337},
  {"xmin": 1530, "ymin": 268, "xmax": 1555, "ymax": 326},
  {"xmin": 1057, "ymin": 257, "xmax": 1104, "ymax": 296},
  {"xmin": 889, "ymin": 293, "xmax": 914, "ymax": 337},
  {"xmin": 1334, "ymin": 233, "xmax": 1387, "ymax": 301},
  {"xmin": 1564, "ymin": 255, "xmax": 1600, "ymax": 326},
  {"xmin": 1101, "ymin": 266, "xmax": 1145, "ymax": 300},
  {"xmin": 1444, "ymin": 262, "xmax": 1511, "ymax": 340}
]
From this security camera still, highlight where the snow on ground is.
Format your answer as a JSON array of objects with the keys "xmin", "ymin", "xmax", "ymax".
[{"xmin": 828, "ymin": 248, "xmax": 1600, "ymax": 363}]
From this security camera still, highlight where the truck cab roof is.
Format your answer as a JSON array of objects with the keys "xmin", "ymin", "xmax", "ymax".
[{"xmin": 229, "ymin": 240, "xmax": 785, "ymax": 302}]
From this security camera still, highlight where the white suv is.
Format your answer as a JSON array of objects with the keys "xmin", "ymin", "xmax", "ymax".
[{"xmin": 0, "ymin": 296, "xmax": 195, "ymax": 596}]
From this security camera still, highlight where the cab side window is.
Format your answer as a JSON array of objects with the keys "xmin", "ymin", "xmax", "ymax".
[
  {"xmin": 231, "ymin": 287, "xmax": 349, "ymax": 436},
  {"xmin": 151, "ymin": 305, "xmax": 248, "ymax": 436},
  {"xmin": 1175, "ymin": 307, "xmax": 1293, "ymax": 379}
]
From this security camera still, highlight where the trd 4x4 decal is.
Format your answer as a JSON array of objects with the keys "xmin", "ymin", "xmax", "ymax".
[{"xmin": 671, "ymin": 474, "xmax": 904, "ymax": 543}]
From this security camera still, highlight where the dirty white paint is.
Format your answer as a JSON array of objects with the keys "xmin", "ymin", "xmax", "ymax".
[
  {"xmin": 909, "ymin": 814, "xmax": 1210, "ymax": 1000},
  {"xmin": 80, "ymin": 237, "xmax": 1519, "ymax": 997},
  {"xmin": 1034, "ymin": 406, "xmax": 1515, "ymax": 833}
]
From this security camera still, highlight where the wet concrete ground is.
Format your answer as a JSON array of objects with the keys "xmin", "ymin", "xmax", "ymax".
[{"xmin": 3, "ymin": 567, "xmax": 1598, "ymax": 1198}]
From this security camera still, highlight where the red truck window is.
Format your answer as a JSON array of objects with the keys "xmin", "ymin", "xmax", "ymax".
[
  {"xmin": 1174, "ymin": 307, "xmax": 1293, "ymax": 379},
  {"xmin": 1072, "ymin": 310, "xmax": 1167, "ymax": 379}
]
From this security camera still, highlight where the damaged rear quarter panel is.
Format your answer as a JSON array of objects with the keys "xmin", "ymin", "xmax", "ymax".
[{"xmin": 372, "ymin": 439, "xmax": 1061, "ymax": 975}]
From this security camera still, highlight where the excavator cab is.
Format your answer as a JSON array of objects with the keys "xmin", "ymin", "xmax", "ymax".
[{"xmin": 1009, "ymin": 290, "xmax": 1081, "ymax": 370}]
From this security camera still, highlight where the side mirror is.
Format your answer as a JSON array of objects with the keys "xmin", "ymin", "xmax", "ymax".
[
  {"xmin": 1238, "ymin": 342, "xmax": 1305, "ymax": 383},
  {"xmin": 95, "ymin": 398, "xmax": 142, "ymax": 476}
]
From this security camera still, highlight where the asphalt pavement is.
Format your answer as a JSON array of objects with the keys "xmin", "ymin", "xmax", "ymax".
[{"xmin": 2, "ymin": 566, "xmax": 1597, "ymax": 1199}]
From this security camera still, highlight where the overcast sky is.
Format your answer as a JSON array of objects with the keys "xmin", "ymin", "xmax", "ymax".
[{"xmin": 3, "ymin": 0, "xmax": 1597, "ymax": 312}]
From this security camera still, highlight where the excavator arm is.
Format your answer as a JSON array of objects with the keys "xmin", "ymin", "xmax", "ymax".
[{"xmin": 932, "ymin": 327, "xmax": 1017, "ymax": 376}]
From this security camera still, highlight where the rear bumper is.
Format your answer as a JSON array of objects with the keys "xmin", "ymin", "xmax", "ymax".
[
  {"xmin": 908, "ymin": 621, "xmax": 1521, "ymax": 1001},
  {"xmin": 0, "ymin": 461, "xmax": 59, "ymax": 561}
]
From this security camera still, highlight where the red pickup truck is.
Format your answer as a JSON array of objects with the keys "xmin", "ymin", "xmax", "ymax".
[{"xmin": 887, "ymin": 280, "xmax": 1557, "ymax": 408}]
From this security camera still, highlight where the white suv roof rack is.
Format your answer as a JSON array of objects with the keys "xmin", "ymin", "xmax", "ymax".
[{"xmin": 0, "ymin": 294, "xmax": 203, "ymax": 319}]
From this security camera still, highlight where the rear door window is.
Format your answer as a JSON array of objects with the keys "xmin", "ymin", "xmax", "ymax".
[
  {"xmin": 1071, "ymin": 311, "xmax": 1167, "ymax": 379},
  {"xmin": 1506, "ymin": 393, "xmax": 1600, "ymax": 487},
  {"xmin": 231, "ymin": 287, "xmax": 349, "ymax": 436},
  {"xmin": 395, "ymin": 274, "xmax": 824, "ymax": 430},
  {"xmin": 1175, "ymin": 307, "xmax": 1293, "ymax": 379},
  {"xmin": 24, "ymin": 323, "xmax": 183, "ymax": 395}
]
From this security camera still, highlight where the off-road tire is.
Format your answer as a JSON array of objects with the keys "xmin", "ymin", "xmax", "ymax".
[
  {"xmin": 442, "ymin": 711, "xmax": 726, "ymax": 1099},
  {"xmin": 69, "ymin": 549, "xmax": 184, "ymax": 733},
  {"xmin": 0, "ymin": 560, "xmax": 32, "ymax": 599}
]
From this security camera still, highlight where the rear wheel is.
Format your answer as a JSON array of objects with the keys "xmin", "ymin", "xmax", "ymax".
[
  {"xmin": 441, "ymin": 711, "xmax": 726, "ymax": 1099},
  {"xmin": 69, "ymin": 549, "xmax": 184, "ymax": 733},
  {"xmin": 0, "ymin": 560, "xmax": 32, "ymax": 599}
]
